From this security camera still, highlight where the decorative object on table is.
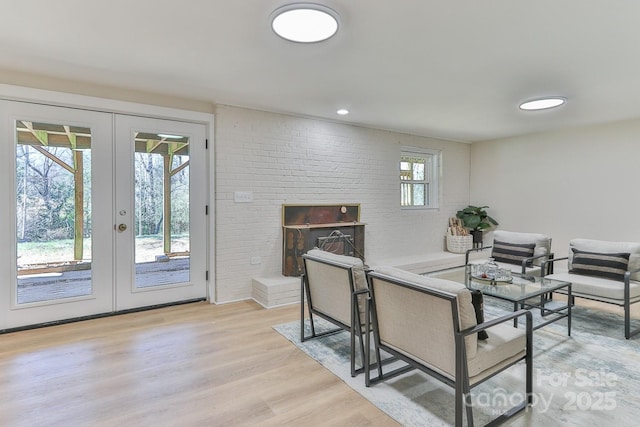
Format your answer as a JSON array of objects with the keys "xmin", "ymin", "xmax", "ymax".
[
  {"xmin": 485, "ymin": 257, "xmax": 499, "ymax": 279},
  {"xmin": 445, "ymin": 217, "xmax": 472, "ymax": 253},
  {"xmin": 455, "ymin": 205, "xmax": 499, "ymax": 247},
  {"xmin": 470, "ymin": 258, "xmax": 513, "ymax": 284}
]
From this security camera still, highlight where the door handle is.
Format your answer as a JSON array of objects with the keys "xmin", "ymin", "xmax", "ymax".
[{"xmin": 118, "ymin": 223, "xmax": 127, "ymax": 232}]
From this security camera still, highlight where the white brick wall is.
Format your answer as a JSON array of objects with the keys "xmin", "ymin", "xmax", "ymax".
[{"xmin": 213, "ymin": 105, "xmax": 471, "ymax": 302}]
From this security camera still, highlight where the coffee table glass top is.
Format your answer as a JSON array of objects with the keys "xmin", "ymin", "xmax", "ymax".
[{"xmin": 425, "ymin": 265, "xmax": 570, "ymax": 302}]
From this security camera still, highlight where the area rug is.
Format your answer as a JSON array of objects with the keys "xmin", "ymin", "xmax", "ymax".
[{"xmin": 274, "ymin": 303, "xmax": 640, "ymax": 426}]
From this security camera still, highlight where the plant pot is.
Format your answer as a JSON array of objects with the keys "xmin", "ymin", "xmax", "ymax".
[{"xmin": 471, "ymin": 230, "xmax": 483, "ymax": 247}]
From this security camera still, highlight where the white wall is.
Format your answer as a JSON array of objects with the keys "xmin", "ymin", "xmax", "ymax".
[
  {"xmin": 0, "ymin": 69, "xmax": 214, "ymax": 114},
  {"xmin": 214, "ymin": 105, "xmax": 471, "ymax": 302},
  {"xmin": 470, "ymin": 117, "xmax": 640, "ymax": 257}
]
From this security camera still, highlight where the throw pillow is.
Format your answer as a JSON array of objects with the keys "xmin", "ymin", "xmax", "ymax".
[
  {"xmin": 570, "ymin": 249, "xmax": 630, "ymax": 281},
  {"xmin": 491, "ymin": 240, "xmax": 536, "ymax": 266},
  {"xmin": 470, "ymin": 289, "xmax": 488, "ymax": 340}
]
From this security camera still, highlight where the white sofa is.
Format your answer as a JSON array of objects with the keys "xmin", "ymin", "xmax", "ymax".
[
  {"xmin": 466, "ymin": 230, "xmax": 553, "ymax": 276},
  {"xmin": 365, "ymin": 266, "xmax": 532, "ymax": 427},
  {"xmin": 544, "ymin": 238, "xmax": 640, "ymax": 339}
]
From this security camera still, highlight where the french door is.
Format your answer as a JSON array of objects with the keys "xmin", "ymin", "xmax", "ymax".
[
  {"xmin": 114, "ymin": 115, "xmax": 207, "ymax": 310},
  {"xmin": 0, "ymin": 101, "xmax": 207, "ymax": 330}
]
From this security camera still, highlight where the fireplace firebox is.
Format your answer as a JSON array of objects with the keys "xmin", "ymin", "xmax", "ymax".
[{"xmin": 282, "ymin": 204, "xmax": 365, "ymax": 277}]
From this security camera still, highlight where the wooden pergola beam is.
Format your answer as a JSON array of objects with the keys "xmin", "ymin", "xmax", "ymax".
[{"xmin": 17, "ymin": 128, "xmax": 91, "ymax": 149}]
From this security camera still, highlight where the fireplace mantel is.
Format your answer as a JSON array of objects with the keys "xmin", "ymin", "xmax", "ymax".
[{"xmin": 283, "ymin": 222, "xmax": 365, "ymax": 230}]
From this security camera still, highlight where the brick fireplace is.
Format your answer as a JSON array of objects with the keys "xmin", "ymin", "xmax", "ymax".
[{"xmin": 282, "ymin": 204, "xmax": 365, "ymax": 276}]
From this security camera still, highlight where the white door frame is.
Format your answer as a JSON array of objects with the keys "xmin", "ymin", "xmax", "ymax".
[{"xmin": 0, "ymin": 84, "xmax": 215, "ymax": 330}]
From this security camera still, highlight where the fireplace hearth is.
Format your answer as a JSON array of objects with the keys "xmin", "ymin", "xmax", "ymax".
[{"xmin": 282, "ymin": 204, "xmax": 365, "ymax": 276}]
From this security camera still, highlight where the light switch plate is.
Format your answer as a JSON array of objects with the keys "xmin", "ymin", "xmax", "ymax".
[{"xmin": 234, "ymin": 191, "xmax": 253, "ymax": 203}]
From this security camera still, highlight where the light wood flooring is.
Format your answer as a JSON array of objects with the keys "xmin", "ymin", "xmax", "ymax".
[{"xmin": 0, "ymin": 301, "xmax": 399, "ymax": 427}]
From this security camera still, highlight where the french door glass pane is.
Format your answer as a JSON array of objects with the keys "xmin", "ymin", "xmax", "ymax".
[
  {"xmin": 134, "ymin": 133, "xmax": 190, "ymax": 288},
  {"xmin": 16, "ymin": 120, "xmax": 92, "ymax": 304}
]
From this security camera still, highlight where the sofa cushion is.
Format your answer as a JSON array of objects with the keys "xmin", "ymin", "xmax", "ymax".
[
  {"xmin": 372, "ymin": 266, "xmax": 479, "ymax": 360},
  {"xmin": 304, "ymin": 249, "xmax": 368, "ymax": 326},
  {"xmin": 306, "ymin": 249, "xmax": 367, "ymax": 291},
  {"xmin": 570, "ymin": 248, "xmax": 630, "ymax": 281},
  {"xmin": 470, "ymin": 289, "xmax": 488, "ymax": 340},
  {"xmin": 546, "ymin": 272, "xmax": 640, "ymax": 302},
  {"xmin": 569, "ymin": 239, "xmax": 640, "ymax": 281},
  {"xmin": 468, "ymin": 322, "xmax": 526, "ymax": 383},
  {"xmin": 492, "ymin": 230, "xmax": 552, "ymax": 266},
  {"xmin": 491, "ymin": 240, "xmax": 535, "ymax": 266}
]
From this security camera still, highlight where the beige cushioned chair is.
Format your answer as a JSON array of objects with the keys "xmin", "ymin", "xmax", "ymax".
[
  {"xmin": 544, "ymin": 238, "xmax": 640, "ymax": 339},
  {"xmin": 301, "ymin": 249, "xmax": 369, "ymax": 377},
  {"xmin": 365, "ymin": 266, "xmax": 532, "ymax": 427},
  {"xmin": 467, "ymin": 230, "xmax": 553, "ymax": 276}
]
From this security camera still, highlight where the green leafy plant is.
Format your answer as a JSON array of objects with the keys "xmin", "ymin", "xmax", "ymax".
[{"xmin": 456, "ymin": 205, "xmax": 498, "ymax": 231}]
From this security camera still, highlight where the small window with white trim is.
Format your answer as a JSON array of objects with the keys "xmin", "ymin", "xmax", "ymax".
[{"xmin": 400, "ymin": 147, "xmax": 440, "ymax": 209}]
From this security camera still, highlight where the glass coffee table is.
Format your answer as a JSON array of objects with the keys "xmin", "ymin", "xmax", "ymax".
[{"xmin": 426, "ymin": 265, "xmax": 572, "ymax": 335}]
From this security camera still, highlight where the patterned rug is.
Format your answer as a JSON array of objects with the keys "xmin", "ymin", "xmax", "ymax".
[{"xmin": 274, "ymin": 302, "xmax": 640, "ymax": 426}]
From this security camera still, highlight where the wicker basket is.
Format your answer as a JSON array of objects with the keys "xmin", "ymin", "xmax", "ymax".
[{"xmin": 446, "ymin": 235, "xmax": 472, "ymax": 254}]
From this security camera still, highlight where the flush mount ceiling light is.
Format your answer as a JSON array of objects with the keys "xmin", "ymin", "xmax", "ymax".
[
  {"xmin": 271, "ymin": 3, "xmax": 339, "ymax": 43},
  {"xmin": 519, "ymin": 97, "xmax": 566, "ymax": 111},
  {"xmin": 336, "ymin": 108, "xmax": 349, "ymax": 115}
]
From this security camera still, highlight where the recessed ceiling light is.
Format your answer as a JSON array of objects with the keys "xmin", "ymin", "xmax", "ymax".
[
  {"xmin": 336, "ymin": 109, "xmax": 349, "ymax": 115},
  {"xmin": 519, "ymin": 97, "xmax": 566, "ymax": 111},
  {"xmin": 271, "ymin": 3, "xmax": 339, "ymax": 43}
]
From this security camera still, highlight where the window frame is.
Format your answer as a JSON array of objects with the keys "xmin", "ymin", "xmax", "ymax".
[{"xmin": 399, "ymin": 146, "xmax": 440, "ymax": 210}]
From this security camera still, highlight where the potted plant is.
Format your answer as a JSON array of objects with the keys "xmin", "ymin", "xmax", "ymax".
[{"xmin": 456, "ymin": 205, "xmax": 498, "ymax": 246}]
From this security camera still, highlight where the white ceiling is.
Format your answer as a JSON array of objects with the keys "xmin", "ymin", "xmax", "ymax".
[{"xmin": 2, "ymin": 1, "xmax": 640, "ymax": 142}]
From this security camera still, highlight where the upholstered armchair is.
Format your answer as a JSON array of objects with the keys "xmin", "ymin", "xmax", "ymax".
[
  {"xmin": 466, "ymin": 230, "xmax": 553, "ymax": 276},
  {"xmin": 365, "ymin": 266, "xmax": 533, "ymax": 427},
  {"xmin": 543, "ymin": 238, "xmax": 640, "ymax": 339},
  {"xmin": 300, "ymin": 249, "xmax": 369, "ymax": 376}
]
